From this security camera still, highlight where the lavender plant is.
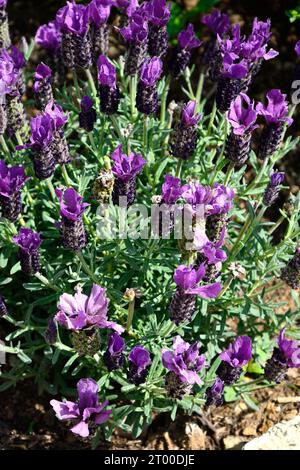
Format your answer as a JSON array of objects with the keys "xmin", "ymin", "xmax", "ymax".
[{"xmin": 0, "ymin": 1, "xmax": 300, "ymax": 445}]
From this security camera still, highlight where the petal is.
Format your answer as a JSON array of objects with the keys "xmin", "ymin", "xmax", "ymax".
[
  {"xmin": 70, "ymin": 420, "xmax": 90, "ymax": 438},
  {"xmin": 186, "ymin": 282, "xmax": 222, "ymax": 298},
  {"xmin": 50, "ymin": 399, "xmax": 80, "ymax": 420},
  {"xmin": 94, "ymin": 409, "xmax": 112, "ymax": 425}
]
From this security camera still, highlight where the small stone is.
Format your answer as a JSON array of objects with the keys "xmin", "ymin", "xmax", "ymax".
[
  {"xmin": 243, "ymin": 416, "xmax": 300, "ymax": 450},
  {"xmin": 223, "ymin": 435, "xmax": 245, "ymax": 449},
  {"xmin": 243, "ymin": 425, "xmax": 258, "ymax": 437}
]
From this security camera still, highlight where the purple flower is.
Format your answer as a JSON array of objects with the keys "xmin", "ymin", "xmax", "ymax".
[
  {"xmin": 146, "ymin": 0, "xmax": 170, "ymax": 27},
  {"xmin": 202, "ymin": 9, "xmax": 230, "ymax": 37},
  {"xmin": 128, "ymin": 345, "xmax": 151, "ymax": 385},
  {"xmin": 55, "ymin": 284, "xmax": 124, "ymax": 333},
  {"xmin": 161, "ymin": 174, "xmax": 184, "ymax": 204},
  {"xmin": 0, "ymin": 50, "xmax": 20, "ymax": 93},
  {"xmin": 50, "ymin": 378, "xmax": 112, "ymax": 438},
  {"xmin": 173, "ymin": 264, "xmax": 222, "ymax": 299},
  {"xmin": 209, "ymin": 183, "xmax": 235, "ymax": 215},
  {"xmin": 178, "ymin": 23, "xmax": 201, "ymax": 50},
  {"xmin": 0, "ymin": 1, "xmax": 7, "ymax": 8},
  {"xmin": 162, "ymin": 335, "xmax": 206, "ymax": 386},
  {"xmin": 222, "ymin": 56, "xmax": 249, "ymax": 80},
  {"xmin": 182, "ymin": 181, "xmax": 212, "ymax": 207},
  {"xmin": 56, "ymin": 187, "xmax": 89, "ymax": 222},
  {"xmin": 81, "ymin": 95, "xmax": 94, "ymax": 113},
  {"xmin": 116, "ymin": 0, "xmax": 138, "ymax": 16},
  {"xmin": 13, "ymin": 227, "xmax": 42, "ymax": 253},
  {"xmin": 119, "ymin": 12, "xmax": 148, "ymax": 43},
  {"xmin": 227, "ymin": 93, "xmax": 258, "ymax": 136},
  {"xmin": 29, "ymin": 113, "xmax": 53, "ymax": 150},
  {"xmin": 256, "ymin": 89, "xmax": 293, "ymax": 126},
  {"xmin": 33, "ymin": 63, "xmax": 52, "ymax": 93},
  {"xmin": 295, "ymin": 40, "xmax": 300, "ymax": 59},
  {"xmin": 9, "ymin": 46, "xmax": 26, "ymax": 71},
  {"xmin": 205, "ymin": 377, "xmax": 224, "ymax": 406},
  {"xmin": 35, "ymin": 21, "xmax": 62, "ymax": 52},
  {"xmin": 104, "ymin": 332, "xmax": 125, "ymax": 371},
  {"xmin": 139, "ymin": 56, "xmax": 162, "ymax": 86},
  {"xmin": 45, "ymin": 318, "xmax": 57, "ymax": 345},
  {"xmin": 239, "ymin": 18, "xmax": 278, "ymax": 63},
  {"xmin": 56, "ymin": 1, "xmax": 89, "ymax": 37},
  {"xmin": 181, "ymin": 100, "xmax": 202, "ymax": 127},
  {"xmin": 111, "ymin": 145, "xmax": 146, "ymax": 182},
  {"xmin": 97, "ymin": 54, "xmax": 117, "ymax": 88},
  {"xmin": 45, "ymin": 101, "xmax": 68, "ymax": 130},
  {"xmin": 277, "ymin": 328, "xmax": 300, "ymax": 368},
  {"xmin": 220, "ymin": 336, "xmax": 252, "ymax": 368},
  {"xmin": 79, "ymin": 96, "xmax": 97, "ymax": 132},
  {"xmin": 87, "ymin": 0, "xmax": 111, "ymax": 27},
  {"xmin": 0, "ymin": 160, "xmax": 28, "ymax": 197}
]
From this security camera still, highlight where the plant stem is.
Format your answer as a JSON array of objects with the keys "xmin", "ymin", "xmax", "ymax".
[
  {"xmin": 195, "ymin": 71, "xmax": 205, "ymax": 107},
  {"xmin": 0, "ymin": 135, "xmax": 10, "ymax": 154},
  {"xmin": 175, "ymin": 159, "xmax": 183, "ymax": 178},
  {"xmin": 268, "ymin": 215, "xmax": 285, "ymax": 235},
  {"xmin": 15, "ymin": 132, "xmax": 24, "ymax": 147},
  {"xmin": 89, "ymin": 132, "xmax": 98, "ymax": 155},
  {"xmin": 18, "ymin": 216, "xmax": 26, "ymax": 226},
  {"xmin": 160, "ymin": 76, "xmax": 170, "ymax": 128},
  {"xmin": 85, "ymin": 69, "xmax": 97, "ymax": 99},
  {"xmin": 243, "ymin": 158, "xmax": 268, "ymax": 195},
  {"xmin": 126, "ymin": 298, "xmax": 135, "ymax": 333},
  {"xmin": 210, "ymin": 119, "xmax": 228, "ymax": 185},
  {"xmin": 35, "ymin": 272, "xmax": 60, "ymax": 292},
  {"xmin": 143, "ymin": 115, "xmax": 148, "ymax": 153},
  {"xmin": 110, "ymin": 115, "xmax": 123, "ymax": 143},
  {"xmin": 73, "ymin": 70, "xmax": 81, "ymax": 104},
  {"xmin": 224, "ymin": 162, "xmax": 234, "ymax": 186},
  {"xmin": 130, "ymin": 75, "xmax": 137, "ymax": 120},
  {"xmin": 207, "ymin": 100, "xmax": 217, "ymax": 135},
  {"xmin": 46, "ymin": 178, "xmax": 57, "ymax": 202},
  {"xmin": 76, "ymin": 251, "xmax": 100, "ymax": 284}
]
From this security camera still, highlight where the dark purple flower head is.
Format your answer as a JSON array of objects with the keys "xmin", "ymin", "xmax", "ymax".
[
  {"xmin": 161, "ymin": 174, "xmax": 183, "ymax": 204},
  {"xmin": 33, "ymin": 63, "xmax": 52, "ymax": 93},
  {"xmin": 221, "ymin": 55, "xmax": 249, "ymax": 79},
  {"xmin": 56, "ymin": 187, "xmax": 89, "ymax": 222},
  {"xmin": 269, "ymin": 171, "xmax": 284, "ymax": 186},
  {"xmin": 220, "ymin": 336, "xmax": 252, "ymax": 368},
  {"xmin": 256, "ymin": 89, "xmax": 293, "ymax": 126},
  {"xmin": 116, "ymin": 0, "xmax": 138, "ymax": 17},
  {"xmin": 178, "ymin": 23, "xmax": 201, "ymax": 50},
  {"xmin": 0, "ymin": 160, "xmax": 28, "ymax": 197},
  {"xmin": 119, "ymin": 12, "xmax": 148, "ymax": 43},
  {"xmin": 202, "ymin": 9, "xmax": 230, "ymax": 37},
  {"xmin": 181, "ymin": 100, "xmax": 202, "ymax": 127},
  {"xmin": 29, "ymin": 113, "xmax": 53, "ymax": 150},
  {"xmin": 87, "ymin": 0, "xmax": 111, "ymax": 27},
  {"xmin": 227, "ymin": 93, "xmax": 258, "ymax": 136},
  {"xmin": 146, "ymin": 0, "xmax": 171, "ymax": 27},
  {"xmin": 173, "ymin": 264, "xmax": 222, "ymax": 299},
  {"xmin": 295, "ymin": 40, "xmax": 300, "ymax": 59},
  {"xmin": 238, "ymin": 18, "xmax": 278, "ymax": 63},
  {"xmin": 9, "ymin": 46, "xmax": 26, "ymax": 71},
  {"xmin": 129, "ymin": 345, "xmax": 151, "ymax": 371},
  {"xmin": 209, "ymin": 377, "xmax": 224, "ymax": 394},
  {"xmin": 45, "ymin": 101, "xmax": 68, "ymax": 130},
  {"xmin": 182, "ymin": 181, "xmax": 212, "ymax": 207},
  {"xmin": 56, "ymin": 1, "xmax": 89, "ymax": 37},
  {"xmin": 97, "ymin": 54, "xmax": 117, "ymax": 88},
  {"xmin": 81, "ymin": 95, "xmax": 94, "ymax": 113},
  {"xmin": 35, "ymin": 21, "xmax": 62, "ymax": 52},
  {"xmin": 50, "ymin": 378, "xmax": 112, "ymax": 438},
  {"xmin": 140, "ymin": 56, "xmax": 163, "ymax": 86},
  {"xmin": 111, "ymin": 145, "xmax": 146, "ymax": 182},
  {"xmin": 13, "ymin": 228, "xmax": 42, "ymax": 253},
  {"xmin": 201, "ymin": 237, "xmax": 227, "ymax": 270},
  {"xmin": 162, "ymin": 335, "xmax": 206, "ymax": 385},
  {"xmin": 277, "ymin": 328, "xmax": 300, "ymax": 368},
  {"xmin": 55, "ymin": 284, "xmax": 124, "ymax": 333}
]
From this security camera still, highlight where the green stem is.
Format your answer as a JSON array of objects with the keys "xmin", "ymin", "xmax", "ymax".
[
  {"xmin": 126, "ymin": 299, "xmax": 135, "ymax": 333},
  {"xmin": 89, "ymin": 132, "xmax": 98, "ymax": 155},
  {"xmin": 224, "ymin": 162, "xmax": 234, "ymax": 186},
  {"xmin": 110, "ymin": 114, "xmax": 123, "ymax": 142},
  {"xmin": 207, "ymin": 100, "xmax": 217, "ymax": 135},
  {"xmin": 61, "ymin": 164, "xmax": 71, "ymax": 186},
  {"xmin": 160, "ymin": 76, "xmax": 170, "ymax": 128},
  {"xmin": 130, "ymin": 75, "xmax": 137, "ymax": 120},
  {"xmin": 210, "ymin": 119, "xmax": 228, "ymax": 185},
  {"xmin": 76, "ymin": 251, "xmax": 100, "ymax": 284},
  {"xmin": 143, "ymin": 115, "xmax": 148, "ymax": 153},
  {"xmin": 217, "ymin": 275, "xmax": 234, "ymax": 299},
  {"xmin": 268, "ymin": 215, "xmax": 285, "ymax": 235},
  {"xmin": 175, "ymin": 159, "xmax": 183, "ymax": 179},
  {"xmin": 15, "ymin": 132, "xmax": 24, "ymax": 147},
  {"xmin": 46, "ymin": 178, "xmax": 57, "ymax": 202},
  {"xmin": 244, "ymin": 158, "xmax": 268, "ymax": 195},
  {"xmin": 73, "ymin": 70, "xmax": 81, "ymax": 104},
  {"xmin": 0, "ymin": 135, "xmax": 10, "ymax": 154},
  {"xmin": 85, "ymin": 69, "xmax": 97, "ymax": 99},
  {"xmin": 195, "ymin": 71, "xmax": 205, "ymax": 107},
  {"xmin": 19, "ymin": 216, "xmax": 26, "ymax": 226},
  {"xmin": 35, "ymin": 272, "xmax": 60, "ymax": 292}
]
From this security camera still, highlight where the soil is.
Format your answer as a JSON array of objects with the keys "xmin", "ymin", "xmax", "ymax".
[{"xmin": 1, "ymin": 0, "xmax": 300, "ymax": 451}]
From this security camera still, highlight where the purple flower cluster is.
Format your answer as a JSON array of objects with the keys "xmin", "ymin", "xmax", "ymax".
[
  {"xmin": 162, "ymin": 335, "xmax": 206, "ymax": 398},
  {"xmin": 13, "ymin": 228, "xmax": 42, "ymax": 276},
  {"xmin": 120, "ymin": 8, "xmax": 149, "ymax": 76},
  {"xmin": 35, "ymin": 21, "xmax": 65, "ymax": 86},
  {"xmin": 79, "ymin": 96, "xmax": 97, "ymax": 132},
  {"xmin": 97, "ymin": 55, "xmax": 121, "ymax": 114},
  {"xmin": 136, "ymin": 56, "xmax": 163, "ymax": 115},
  {"xmin": 170, "ymin": 23, "xmax": 201, "ymax": 79},
  {"xmin": 146, "ymin": 0, "xmax": 170, "ymax": 58},
  {"xmin": 56, "ymin": 187, "xmax": 89, "ymax": 251},
  {"xmin": 33, "ymin": 63, "xmax": 54, "ymax": 110},
  {"xmin": 128, "ymin": 345, "xmax": 151, "ymax": 385},
  {"xmin": 280, "ymin": 247, "xmax": 300, "ymax": 290},
  {"xmin": 104, "ymin": 332, "xmax": 126, "ymax": 371},
  {"xmin": 0, "ymin": 0, "xmax": 10, "ymax": 50},
  {"xmin": 263, "ymin": 172, "xmax": 284, "ymax": 206},
  {"xmin": 170, "ymin": 100, "xmax": 202, "ymax": 161},
  {"xmin": 50, "ymin": 378, "xmax": 112, "ymax": 437},
  {"xmin": 0, "ymin": 160, "xmax": 28, "ymax": 222},
  {"xmin": 87, "ymin": 0, "xmax": 112, "ymax": 59},
  {"xmin": 265, "ymin": 329, "xmax": 300, "ymax": 383},
  {"xmin": 217, "ymin": 336, "xmax": 252, "ymax": 384},
  {"xmin": 111, "ymin": 145, "xmax": 146, "ymax": 207}
]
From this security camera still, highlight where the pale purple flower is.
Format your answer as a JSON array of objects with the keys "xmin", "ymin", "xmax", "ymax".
[
  {"xmin": 35, "ymin": 21, "xmax": 62, "ymax": 52},
  {"xmin": 220, "ymin": 336, "xmax": 252, "ymax": 367},
  {"xmin": 0, "ymin": 1, "xmax": 8, "ymax": 8},
  {"xmin": 222, "ymin": 55, "xmax": 249, "ymax": 79},
  {"xmin": 0, "ymin": 160, "xmax": 28, "ymax": 197},
  {"xmin": 181, "ymin": 100, "xmax": 202, "ymax": 127},
  {"xmin": 97, "ymin": 54, "xmax": 117, "ymax": 88},
  {"xmin": 295, "ymin": 41, "xmax": 300, "ymax": 59},
  {"xmin": 119, "ymin": 12, "xmax": 148, "ymax": 43},
  {"xmin": 256, "ymin": 89, "xmax": 293, "ymax": 125},
  {"xmin": 56, "ymin": 187, "xmax": 89, "ymax": 222},
  {"xmin": 178, "ymin": 23, "xmax": 201, "ymax": 50},
  {"xmin": 161, "ymin": 174, "xmax": 183, "ymax": 204},
  {"xmin": 50, "ymin": 378, "xmax": 112, "ymax": 438},
  {"xmin": 104, "ymin": 332, "xmax": 125, "ymax": 371},
  {"xmin": 140, "ymin": 56, "xmax": 162, "ymax": 86},
  {"xmin": 146, "ymin": 0, "xmax": 171, "ymax": 27},
  {"xmin": 29, "ymin": 113, "xmax": 54, "ymax": 150},
  {"xmin": 173, "ymin": 264, "xmax": 222, "ymax": 299},
  {"xmin": 0, "ymin": 49, "xmax": 20, "ymax": 93},
  {"xmin": 33, "ymin": 63, "xmax": 52, "ymax": 93},
  {"xmin": 209, "ymin": 183, "xmax": 235, "ymax": 215},
  {"xmin": 87, "ymin": 0, "xmax": 111, "ymax": 27},
  {"xmin": 55, "ymin": 284, "xmax": 124, "ymax": 333},
  {"xmin": 116, "ymin": 0, "xmax": 138, "ymax": 16},
  {"xmin": 13, "ymin": 227, "xmax": 42, "ymax": 253},
  {"xmin": 227, "ymin": 93, "xmax": 258, "ymax": 136},
  {"xmin": 202, "ymin": 9, "xmax": 230, "ymax": 37},
  {"xmin": 45, "ymin": 101, "xmax": 68, "ymax": 130},
  {"xmin": 128, "ymin": 345, "xmax": 151, "ymax": 384},
  {"xmin": 277, "ymin": 328, "xmax": 300, "ymax": 368},
  {"xmin": 162, "ymin": 335, "xmax": 206, "ymax": 385},
  {"xmin": 9, "ymin": 46, "xmax": 26, "ymax": 71},
  {"xmin": 111, "ymin": 145, "xmax": 146, "ymax": 182},
  {"xmin": 182, "ymin": 181, "xmax": 212, "ymax": 207},
  {"xmin": 56, "ymin": 1, "xmax": 89, "ymax": 37}
]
